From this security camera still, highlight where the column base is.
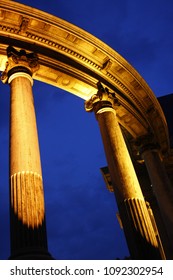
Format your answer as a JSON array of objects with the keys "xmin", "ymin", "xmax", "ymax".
[
  {"xmin": 119, "ymin": 198, "xmax": 162, "ymax": 259},
  {"xmin": 9, "ymin": 250, "xmax": 54, "ymax": 260}
]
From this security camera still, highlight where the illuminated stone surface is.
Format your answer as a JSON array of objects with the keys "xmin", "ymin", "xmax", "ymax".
[
  {"xmin": 85, "ymin": 85, "xmax": 163, "ymax": 259},
  {"xmin": 0, "ymin": 0, "xmax": 172, "ymax": 259},
  {"xmin": 2, "ymin": 46, "xmax": 52, "ymax": 259},
  {"xmin": 0, "ymin": 0, "xmax": 169, "ymax": 154}
]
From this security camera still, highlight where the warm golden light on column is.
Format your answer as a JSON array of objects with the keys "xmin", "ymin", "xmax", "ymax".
[
  {"xmin": 85, "ymin": 83, "xmax": 163, "ymax": 259},
  {"xmin": 9, "ymin": 73, "xmax": 44, "ymax": 228},
  {"xmin": 96, "ymin": 107, "xmax": 158, "ymax": 250},
  {"xmin": 1, "ymin": 46, "xmax": 51, "ymax": 259},
  {"xmin": 10, "ymin": 172, "xmax": 44, "ymax": 229}
]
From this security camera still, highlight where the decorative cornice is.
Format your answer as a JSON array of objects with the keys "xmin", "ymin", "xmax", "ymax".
[
  {"xmin": 0, "ymin": 0, "xmax": 170, "ymax": 155},
  {"xmin": 18, "ymin": 17, "xmax": 29, "ymax": 35},
  {"xmin": 25, "ymin": 31, "xmax": 102, "ymax": 70},
  {"xmin": 0, "ymin": 21, "xmax": 154, "ymax": 115}
]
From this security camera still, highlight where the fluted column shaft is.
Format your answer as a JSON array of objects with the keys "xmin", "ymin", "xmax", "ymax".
[
  {"xmin": 141, "ymin": 147, "xmax": 173, "ymax": 252},
  {"xmin": 85, "ymin": 83, "xmax": 163, "ymax": 259},
  {"xmin": 2, "ymin": 46, "xmax": 52, "ymax": 259}
]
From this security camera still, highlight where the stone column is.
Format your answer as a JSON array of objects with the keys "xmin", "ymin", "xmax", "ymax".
[
  {"xmin": 140, "ymin": 143, "xmax": 173, "ymax": 255},
  {"xmin": 1, "ymin": 46, "xmax": 52, "ymax": 259},
  {"xmin": 85, "ymin": 82, "xmax": 163, "ymax": 259}
]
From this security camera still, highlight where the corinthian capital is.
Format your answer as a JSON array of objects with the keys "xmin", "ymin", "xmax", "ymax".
[
  {"xmin": 1, "ymin": 46, "xmax": 39, "ymax": 83},
  {"xmin": 85, "ymin": 81, "xmax": 119, "ymax": 112}
]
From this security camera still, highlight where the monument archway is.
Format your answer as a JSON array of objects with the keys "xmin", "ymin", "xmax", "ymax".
[{"xmin": 0, "ymin": 0, "xmax": 173, "ymax": 259}]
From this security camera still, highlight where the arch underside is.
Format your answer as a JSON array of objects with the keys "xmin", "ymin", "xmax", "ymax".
[{"xmin": 0, "ymin": 0, "xmax": 170, "ymax": 159}]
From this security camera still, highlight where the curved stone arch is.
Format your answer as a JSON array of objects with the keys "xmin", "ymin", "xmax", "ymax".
[{"xmin": 0, "ymin": 0, "xmax": 169, "ymax": 155}]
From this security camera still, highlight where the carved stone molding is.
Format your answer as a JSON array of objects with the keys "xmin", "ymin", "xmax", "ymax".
[
  {"xmin": 1, "ymin": 46, "xmax": 39, "ymax": 83},
  {"xmin": 0, "ymin": 0, "xmax": 170, "ymax": 155},
  {"xmin": 85, "ymin": 82, "xmax": 120, "ymax": 113}
]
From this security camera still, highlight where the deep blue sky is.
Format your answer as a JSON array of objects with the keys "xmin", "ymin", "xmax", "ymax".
[{"xmin": 0, "ymin": 0, "xmax": 173, "ymax": 260}]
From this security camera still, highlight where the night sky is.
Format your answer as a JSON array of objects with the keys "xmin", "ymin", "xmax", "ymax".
[{"xmin": 0, "ymin": 0, "xmax": 173, "ymax": 260}]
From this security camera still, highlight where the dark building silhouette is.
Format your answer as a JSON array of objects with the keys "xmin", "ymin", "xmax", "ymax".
[{"xmin": 158, "ymin": 94, "xmax": 173, "ymax": 148}]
